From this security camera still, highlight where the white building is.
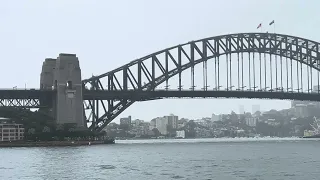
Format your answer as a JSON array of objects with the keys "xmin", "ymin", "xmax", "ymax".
[
  {"xmin": 120, "ymin": 116, "xmax": 132, "ymax": 126},
  {"xmin": 132, "ymin": 119, "xmax": 144, "ymax": 127},
  {"xmin": 0, "ymin": 118, "xmax": 24, "ymax": 142},
  {"xmin": 176, "ymin": 130, "xmax": 185, "ymax": 138},
  {"xmin": 211, "ymin": 114, "xmax": 220, "ymax": 122},
  {"xmin": 245, "ymin": 117, "xmax": 257, "ymax": 127},
  {"xmin": 156, "ymin": 117, "xmax": 168, "ymax": 135}
]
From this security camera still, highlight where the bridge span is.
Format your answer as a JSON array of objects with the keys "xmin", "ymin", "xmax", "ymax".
[
  {"xmin": 2, "ymin": 32, "xmax": 320, "ymax": 131},
  {"xmin": 2, "ymin": 89, "xmax": 320, "ymax": 107}
]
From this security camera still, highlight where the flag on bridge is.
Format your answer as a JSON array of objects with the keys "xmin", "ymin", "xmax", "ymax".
[
  {"xmin": 257, "ymin": 23, "xmax": 262, "ymax": 29},
  {"xmin": 269, "ymin": 20, "xmax": 275, "ymax": 26}
]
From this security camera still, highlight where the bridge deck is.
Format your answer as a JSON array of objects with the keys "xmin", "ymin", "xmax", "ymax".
[
  {"xmin": 0, "ymin": 89, "xmax": 53, "ymax": 99},
  {"xmin": 1, "ymin": 89, "xmax": 319, "ymax": 106},
  {"xmin": 83, "ymin": 90, "xmax": 320, "ymax": 101}
]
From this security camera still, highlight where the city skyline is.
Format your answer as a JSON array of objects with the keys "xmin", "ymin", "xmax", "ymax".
[
  {"xmin": 1, "ymin": 0, "xmax": 320, "ymax": 123},
  {"xmin": 115, "ymin": 104, "xmax": 285, "ymax": 123}
]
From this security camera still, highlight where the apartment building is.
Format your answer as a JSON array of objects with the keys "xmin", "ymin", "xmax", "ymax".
[{"xmin": 0, "ymin": 118, "xmax": 24, "ymax": 142}]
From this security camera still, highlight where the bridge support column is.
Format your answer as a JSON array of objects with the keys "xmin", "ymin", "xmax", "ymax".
[
  {"xmin": 40, "ymin": 58, "xmax": 56, "ymax": 117},
  {"xmin": 40, "ymin": 53, "xmax": 86, "ymax": 129},
  {"xmin": 54, "ymin": 53, "xmax": 85, "ymax": 128}
]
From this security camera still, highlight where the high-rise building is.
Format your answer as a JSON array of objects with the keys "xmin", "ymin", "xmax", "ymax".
[
  {"xmin": 156, "ymin": 117, "xmax": 168, "ymax": 135},
  {"xmin": 165, "ymin": 114, "xmax": 178, "ymax": 129},
  {"xmin": 120, "ymin": 116, "xmax": 132, "ymax": 128}
]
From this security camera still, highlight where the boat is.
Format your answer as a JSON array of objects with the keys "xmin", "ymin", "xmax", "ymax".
[{"xmin": 303, "ymin": 117, "xmax": 320, "ymax": 138}]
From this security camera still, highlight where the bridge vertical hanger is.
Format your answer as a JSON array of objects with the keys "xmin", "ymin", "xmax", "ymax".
[
  {"xmin": 138, "ymin": 61, "xmax": 142, "ymax": 90},
  {"xmin": 123, "ymin": 66, "xmax": 128, "ymax": 91},
  {"xmin": 226, "ymin": 39, "xmax": 229, "ymax": 91},
  {"xmin": 259, "ymin": 37, "xmax": 262, "ymax": 90},
  {"xmin": 284, "ymin": 36, "xmax": 289, "ymax": 92},
  {"xmin": 274, "ymin": 35, "xmax": 278, "ymax": 91},
  {"xmin": 178, "ymin": 46, "xmax": 182, "ymax": 91},
  {"xmin": 190, "ymin": 43, "xmax": 195, "ymax": 91},
  {"xmin": 308, "ymin": 43, "xmax": 313, "ymax": 92},
  {"xmin": 241, "ymin": 37, "xmax": 244, "ymax": 90},
  {"xmin": 264, "ymin": 37, "xmax": 267, "ymax": 90},
  {"xmin": 202, "ymin": 40, "xmax": 208, "ymax": 91},
  {"xmin": 152, "ymin": 56, "xmax": 156, "ymax": 91},
  {"xmin": 269, "ymin": 35, "xmax": 273, "ymax": 91},
  {"xmin": 280, "ymin": 37, "xmax": 283, "ymax": 90},
  {"xmin": 296, "ymin": 39, "xmax": 300, "ymax": 92},
  {"xmin": 317, "ymin": 45, "xmax": 320, "ymax": 94},
  {"xmin": 237, "ymin": 36, "xmax": 240, "ymax": 91},
  {"xmin": 165, "ymin": 51, "xmax": 169, "ymax": 90},
  {"xmin": 228, "ymin": 37, "xmax": 232, "ymax": 91},
  {"xmin": 300, "ymin": 45, "xmax": 303, "ymax": 93},
  {"xmin": 248, "ymin": 36, "xmax": 251, "ymax": 91},
  {"xmin": 289, "ymin": 37, "xmax": 293, "ymax": 92},
  {"xmin": 217, "ymin": 39, "xmax": 220, "ymax": 90},
  {"xmin": 253, "ymin": 36, "xmax": 256, "ymax": 91}
]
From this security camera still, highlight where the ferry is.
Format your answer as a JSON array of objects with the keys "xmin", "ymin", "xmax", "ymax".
[{"xmin": 303, "ymin": 117, "xmax": 320, "ymax": 138}]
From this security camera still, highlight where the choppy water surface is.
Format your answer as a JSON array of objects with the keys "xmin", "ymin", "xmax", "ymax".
[{"xmin": 1, "ymin": 138, "xmax": 320, "ymax": 180}]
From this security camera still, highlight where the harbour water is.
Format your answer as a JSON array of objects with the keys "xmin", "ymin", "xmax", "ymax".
[{"xmin": 1, "ymin": 138, "xmax": 320, "ymax": 180}]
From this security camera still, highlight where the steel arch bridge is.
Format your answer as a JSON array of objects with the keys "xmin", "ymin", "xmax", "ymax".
[{"xmin": 82, "ymin": 32, "xmax": 320, "ymax": 131}]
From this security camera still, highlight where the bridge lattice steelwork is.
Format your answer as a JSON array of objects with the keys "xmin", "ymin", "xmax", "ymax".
[{"xmin": 82, "ymin": 32, "xmax": 320, "ymax": 131}]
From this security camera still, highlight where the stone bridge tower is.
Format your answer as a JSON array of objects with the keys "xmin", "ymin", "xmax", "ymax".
[{"xmin": 40, "ymin": 53, "xmax": 86, "ymax": 128}]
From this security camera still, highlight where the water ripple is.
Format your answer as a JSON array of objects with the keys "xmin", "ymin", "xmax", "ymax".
[{"xmin": 1, "ymin": 139, "xmax": 320, "ymax": 180}]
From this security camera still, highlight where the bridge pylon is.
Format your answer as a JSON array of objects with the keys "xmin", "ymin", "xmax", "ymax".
[{"xmin": 40, "ymin": 53, "xmax": 86, "ymax": 129}]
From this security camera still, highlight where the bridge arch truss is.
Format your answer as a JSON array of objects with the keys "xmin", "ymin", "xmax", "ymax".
[{"xmin": 82, "ymin": 32, "xmax": 320, "ymax": 131}]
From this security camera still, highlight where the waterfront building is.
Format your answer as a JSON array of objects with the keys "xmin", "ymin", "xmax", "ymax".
[
  {"xmin": 120, "ymin": 116, "xmax": 132, "ymax": 129},
  {"xmin": 176, "ymin": 130, "xmax": 185, "ymax": 138},
  {"xmin": 0, "ymin": 118, "xmax": 24, "ymax": 142},
  {"xmin": 165, "ymin": 114, "xmax": 178, "ymax": 129},
  {"xmin": 245, "ymin": 117, "xmax": 257, "ymax": 127},
  {"xmin": 156, "ymin": 117, "xmax": 168, "ymax": 135}
]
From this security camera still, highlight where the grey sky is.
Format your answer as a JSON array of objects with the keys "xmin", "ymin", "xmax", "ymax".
[{"xmin": 1, "ymin": 0, "xmax": 320, "ymax": 122}]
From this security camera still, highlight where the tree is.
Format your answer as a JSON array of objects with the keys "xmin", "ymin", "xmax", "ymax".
[
  {"xmin": 28, "ymin": 128, "xmax": 35, "ymax": 135},
  {"xmin": 42, "ymin": 126, "xmax": 51, "ymax": 133},
  {"xmin": 254, "ymin": 111, "xmax": 262, "ymax": 117},
  {"xmin": 152, "ymin": 128, "xmax": 160, "ymax": 137}
]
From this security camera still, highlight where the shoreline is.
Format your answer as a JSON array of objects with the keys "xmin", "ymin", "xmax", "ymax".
[{"xmin": 0, "ymin": 139, "xmax": 115, "ymax": 148}]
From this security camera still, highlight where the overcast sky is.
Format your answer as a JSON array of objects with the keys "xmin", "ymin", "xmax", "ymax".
[{"xmin": 1, "ymin": 0, "xmax": 320, "ymax": 122}]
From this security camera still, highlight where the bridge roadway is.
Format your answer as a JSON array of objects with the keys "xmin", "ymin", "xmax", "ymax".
[{"xmin": 1, "ymin": 89, "xmax": 320, "ymax": 103}]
